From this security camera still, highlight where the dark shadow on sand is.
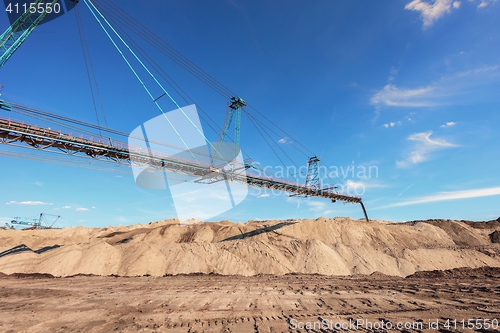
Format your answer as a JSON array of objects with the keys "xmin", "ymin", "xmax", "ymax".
[
  {"xmin": 221, "ymin": 222, "xmax": 296, "ymax": 242},
  {"xmin": 0, "ymin": 244, "xmax": 61, "ymax": 258}
]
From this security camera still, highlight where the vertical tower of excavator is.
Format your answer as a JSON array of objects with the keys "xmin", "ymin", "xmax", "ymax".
[
  {"xmin": 305, "ymin": 156, "xmax": 321, "ymax": 190},
  {"xmin": 219, "ymin": 97, "xmax": 246, "ymax": 145},
  {"xmin": 216, "ymin": 96, "xmax": 246, "ymax": 160}
]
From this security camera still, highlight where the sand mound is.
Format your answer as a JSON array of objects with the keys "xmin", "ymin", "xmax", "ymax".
[
  {"xmin": 490, "ymin": 230, "xmax": 500, "ymax": 243},
  {"xmin": 1, "ymin": 217, "xmax": 499, "ymax": 277},
  {"xmin": 406, "ymin": 266, "xmax": 500, "ymax": 279},
  {"xmin": 408, "ymin": 219, "xmax": 490, "ymax": 246}
]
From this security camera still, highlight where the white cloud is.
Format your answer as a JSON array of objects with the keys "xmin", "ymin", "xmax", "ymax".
[
  {"xmin": 302, "ymin": 201, "xmax": 335, "ymax": 216},
  {"xmin": 409, "ymin": 131, "xmax": 455, "ymax": 146},
  {"xmin": 0, "ymin": 217, "xmax": 13, "ymax": 224},
  {"xmin": 440, "ymin": 121, "xmax": 456, "ymax": 128},
  {"xmin": 346, "ymin": 180, "xmax": 363, "ymax": 190},
  {"xmin": 6, "ymin": 201, "xmax": 52, "ymax": 206},
  {"xmin": 62, "ymin": 206, "xmax": 71, "ymax": 209},
  {"xmin": 383, "ymin": 121, "xmax": 402, "ymax": 128},
  {"xmin": 405, "ymin": 0, "xmax": 460, "ymax": 28},
  {"xmin": 397, "ymin": 182, "xmax": 418, "ymax": 196},
  {"xmin": 256, "ymin": 193, "xmax": 270, "ymax": 198},
  {"xmin": 278, "ymin": 137, "xmax": 291, "ymax": 144},
  {"xmin": 116, "ymin": 216, "xmax": 128, "ymax": 223},
  {"xmin": 76, "ymin": 208, "xmax": 89, "ymax": 212},
  {"xmin": 306, "ymin": 200, "xmax": 327, "ymax": 212},
  {"xmin": 405, "ymin": 0, "xmax": 496, "ymax": 27},
  {"xmin": 454, "ymin": 65, "xmax": 500, "ymax": 78},
  {"xmin": 388, "ymin": 66, "xmax": 400, "ymax": 82},
  {"xmin": 371, "ymin": 65, "xmax": 500, "ymax": 110},
  {"xmin": 397, "ymin": 131, "xmax": 457, "ymax": 167},
  {"xmin": 382, "ymin": 186, "xmax": 500, "ymax": 208},
  {"xmin": 469, "ymin": 0, "xmax": 497, "ymax": 9},
  {"xmin": 345, "ymin": 180, "xmax": 386, "ymax": 191},
  {"xmin": 371, "ymin": 84, "xmax": 436, "ymax": 108},
  {"xmin": 338, "ymin": 180, "xmax": 387, "ymax": 197}
]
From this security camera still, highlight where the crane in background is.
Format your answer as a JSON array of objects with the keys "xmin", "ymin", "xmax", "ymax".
[{"xmin": 11, "ymin": 213, "xmax": 61, "ymax": 229}]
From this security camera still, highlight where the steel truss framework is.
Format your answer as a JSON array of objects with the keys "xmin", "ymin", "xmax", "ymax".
[{"xmin": 0, "ymin": 116, "xmax": 369, "ymax": 221}]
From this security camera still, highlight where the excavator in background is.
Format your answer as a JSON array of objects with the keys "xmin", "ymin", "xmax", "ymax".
[{"xmin": 10, "ymin": 213, "xmax": 60, "ymax": 229}]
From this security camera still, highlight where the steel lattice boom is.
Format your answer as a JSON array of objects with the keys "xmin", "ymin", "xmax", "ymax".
[
  {"xmin": 0, "ymin": 0, "xmax": 62, "ymax": 68},
  {"xmin": 0, "ymin": 115, "xmax": 369, "ymax": 221}
]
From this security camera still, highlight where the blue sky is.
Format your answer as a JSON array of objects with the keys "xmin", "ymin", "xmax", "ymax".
[{"xmin": 1, "ymin": 0, "xmax": 499, "ymax": 227}]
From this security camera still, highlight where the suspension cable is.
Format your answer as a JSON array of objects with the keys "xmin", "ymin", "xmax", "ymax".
[
  {"xmin": 85, "ymin": 0, "xmax": 233, "ymax": 167},
  {"xmin": 243, "ymin": 109, "xmax": 301, "ymax": 180},
  {"xmin": 83, "ymin": 0, "xmax": 203, "ymax": 165},
  {"xmin": 93, "ymin": 0, "xmax": 236, "ymax": 99},
  {"xmin": 75, "ymin": 5, "xmax": 110, "ymax": 137},
  {"xmin": 89, "ymin": 0, "xmax": 237, "ymax": 148},
  {"xmin": 99, "ymin": 17, "xmax": 229, "ymax": 144},
  {"xmin": 75, "ymin": 5, "xmax": 102, "ymax": 137},
  {"xmin": 244, "ymin": 110, "xmax": 310, "ymax": 159},
  {"xmin": 91, "ymin": 0, "xmax": 320, "ymax": 174},
  {"xmin": 244, "ymin": 110, "xmax": 299, "ymax": 183},
  {"xmin": 247, "ymin": 104, "xmax": 316, "ymax": 156}
]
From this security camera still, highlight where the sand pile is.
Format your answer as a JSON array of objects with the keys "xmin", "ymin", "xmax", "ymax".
[{"xmin": 0, "ymin": 217, "xmax": 499, "ymax": 277}]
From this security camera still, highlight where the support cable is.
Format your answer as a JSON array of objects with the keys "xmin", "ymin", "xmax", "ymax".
[
  {"xmin": 75, "ymin": 5, "xmax": 102, "ymax": 137},
  {"xmin": 84, "ymin": 0, "xmax": 230, "ymax": 167},
  {"xmin": 90, "ymin": 0, "xmax": 237, "ymax": 146},
  {"xmin": 101, "ymin": 18, "xmax": 230, "ymax": 146},
  {"xmin": 93, "ymin": 0, "xmax": 235, "ymax": 99},
  {"xmin": 243, "ymin": 108, "xmax": 301, "ymax": 182},
  {"xmin": 320, "ymin": 160, "xmax": 346, "ymax": 189},
  {"xmin": 244, "ymin": 111, "xmax": 310, "ymax": 159},
  {"xmin": 83, "ymin": 0, "xmax": 200, "ymax": 164},
  {"xmin": 247, "ymin": 104, "xmax": 315, "ymax": 156},
  {"xmin": 91, "ymin": 0, "xmax": 320, "ymax": 172},
  {"xmin": 100, "ymin": 12, "xmax": 259, "ymax": 164},
  {"xmin": 75, "ymin": 5, "xmax": 110, "ymax": 138},
  {"xmin": 245, "ymin": 110, "xmax": 299, "ymax": 183},
  {"xmin": 90, "ymin": 0, "xmax": 321, "ymax": 174}
]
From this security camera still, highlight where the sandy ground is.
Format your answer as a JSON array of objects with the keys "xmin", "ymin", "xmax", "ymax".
[
  {"xmin": 1, "ymin": 218, "xmax": 500, "ymax": 332},
  {"xmin": 1, "ymin": 268, "xmax": 500, "ymax": 333}
]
